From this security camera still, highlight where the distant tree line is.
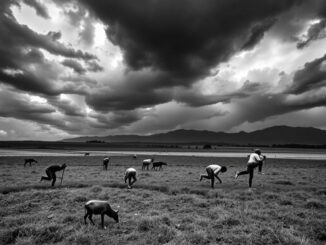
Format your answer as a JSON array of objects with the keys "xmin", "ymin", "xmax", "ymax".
[{"xmin": 86, "ymin": 140, "xmax": 107, "ymax": 143}]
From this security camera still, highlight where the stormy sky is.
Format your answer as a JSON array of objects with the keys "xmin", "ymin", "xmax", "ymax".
[{"xmin": 0, "ymin": 0, "xmax": 326, "ymax": 140}]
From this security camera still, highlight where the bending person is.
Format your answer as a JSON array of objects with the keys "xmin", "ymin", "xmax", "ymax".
[
  {"xmin": 235, "ymin": 149, "xmax": 266, "ymax": 188},
  {"xmin": 124, "ymin": 168, "xmax": 137, "ymax": 189},
  {"xmin": 103, "ymin": 157, "xmax": 110, "ymax": 170},
  {"xmin": 40, "ymin": 163, "xmax": 67, "ymax": 186},
  {"xmin": 200, "ymin": 164, "xmax": 227, "ymax": 188}
]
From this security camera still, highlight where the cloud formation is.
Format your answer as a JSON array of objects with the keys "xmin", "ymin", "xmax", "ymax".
[
  {"xmin": 1, "ymin": 0, "xmax": 326, "ymax": 140},
  {"xmin": 61, "ymin": 59, "xmax": 86, "ymax": 74},
  {"xmin": 288, "ymin": 54, "xmax": 326, "ymax": 94},
  {"xmin": 81, "ymin": 0, "xmax": 302, "ymax": 86},
  {"xmin": 297, "ymin": 19, "xmax": 326, "ymax": 49},
  {"xmin": 22, "ymin": 0, "xmax": 49, "ymax": 19}
]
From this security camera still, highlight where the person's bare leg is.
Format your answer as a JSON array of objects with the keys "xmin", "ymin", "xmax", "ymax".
[
  {"xmin": 249, "ymin": 168, "xmax": 254, "ymax": 188},
  {"xmin": 201, "ymin": 168, "xmax": 212, "ymax": 181}
]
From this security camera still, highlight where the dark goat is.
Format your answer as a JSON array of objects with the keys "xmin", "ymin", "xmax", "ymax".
[
  {"xmin": 152, "ymin": 161, "xmax": 167, "ymax": 171},
  {"xmin": 84, "ymin": 200, "xmax": 119, "ymax": 229},
  {"xmin": 24, "ymin": 158, "xmax": 37, "ymax": 167},
  {"xmin": 142, "ymin": 158, "xmax": 154, "ymax": 170}
]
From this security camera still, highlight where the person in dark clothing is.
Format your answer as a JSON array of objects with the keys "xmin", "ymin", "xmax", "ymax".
[
  {"xmin": 41, "ymin": 164, "xmax": 67, "ymax": 186},
  {"xmin": 235, "ymin": 149, "xmax": 266, "ymax": 188},
  {"xmin": 103, "ymin": 157, "xmax": 110, "ymax": 170}
]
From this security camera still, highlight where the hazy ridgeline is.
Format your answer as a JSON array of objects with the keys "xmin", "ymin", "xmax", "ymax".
[{"xmin": 0, "ymin": 155, "xmax": 325, "ymax": 244}]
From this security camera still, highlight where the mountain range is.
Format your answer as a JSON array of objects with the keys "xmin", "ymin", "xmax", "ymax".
[{"xmin": 62, "ymin": 126, "xmax": 326, "ymax": 145}]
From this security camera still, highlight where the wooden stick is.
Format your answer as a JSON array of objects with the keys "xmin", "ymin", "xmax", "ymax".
[{"xmin": 60, "ymin": 169, "xmax": 65, "ymax": 185}]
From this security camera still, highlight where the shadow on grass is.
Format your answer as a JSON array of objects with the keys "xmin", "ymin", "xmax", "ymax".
[
  {"xmin": 1, "ymin": 181, "xmax": 211, "ymax": 199},
  {"xmin": 273, "ymin": 180, "xmax": 294, "ymax": 185},
  {"xmin": 0, "ymin": 183, "xmax": 90, "ymax": 194}
]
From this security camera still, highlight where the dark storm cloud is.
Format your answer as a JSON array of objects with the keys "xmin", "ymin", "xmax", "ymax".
[
  {"xmin": 25, "ymin": 48, "xmax": 45, "ymax": 63},
  {"xmin": 228, "ymin": 56, "xmax": 326, "ymax": 125},
  {"xmin": 0, "ymin": 4, "xmax": 97, "ymax": 65},
  {"xmin": 47, "ymin": 97, "xmax": 85, "ymax": 117},
  {"xmin": 22, "ymin": 0, "xmax": 49, "ymax": 19},
  {"xmin": 0, "ymin": 87, "xmax": 95, "ymax": 133},
  {"xmin": 86, "ymin": 61, "xmax": 103, "ymax": 73},
  {"xmin": 174, "ymin": 80, "xmax": 268, "ymax": 107},
  {"xmin": 80, "ymin": 0, "xmax": 302, "ymax": 86},
  {"xmin": 47, "ymin": 31, "xmax": 61, "ymax": 41},
  {"xmin": 0, "ymin": 1, "xmax": 98, "ymax": 96},
  {"xmin": 0, "ymin": 70, "xmax": 60, "ymax": 95},
  {"xmin": 288, "ymin": 54, "xmax": 326, "ymax": 94},
  {"xmin": 174, "ymin": 89, "xmax": 233, "ymax": 107},
  {"xmin": 226, "ymin": 91, "xmax": 326, "ymax": 130},
  {"xmin": 297, "ymin": 19, "xmax": 326, "ymax": 49},
  {"xmin": 0, "ymin": 90, "xmax": 54, "ymax": 116},
  {"xmin": 85, "ymin": 70, "xmax": 174, "ymax": 111},
  {"xmin": 61, "ymin": 59, "xmax": 86, "ymax": 74},
  {"xmin": 242, "ymin": 19, "xmax": 276, "ymax": 50},
  {"xmin": 0, "ymin": 89, "xmax": 70, "ymax": 130},
  {"xmin": 90, "ymin": 111, "xmax": 142, "ymax": 129},
  {"xmin": 86, "ymin": 87, "xmax": 171, "ymax": 112}
]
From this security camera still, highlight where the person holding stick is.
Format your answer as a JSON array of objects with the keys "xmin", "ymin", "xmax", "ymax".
[
  {"xmin": 235, "ymin": 149, "xmax": 266, "ymax": 188},
  {"xmin": 40, "ymin": 163, "xmax": 67, "ymax": 186}
]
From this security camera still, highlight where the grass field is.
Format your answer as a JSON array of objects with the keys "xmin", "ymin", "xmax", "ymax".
[{"xmin": 0, "ymin": 154, "xmax": 325, "ymax": 244}]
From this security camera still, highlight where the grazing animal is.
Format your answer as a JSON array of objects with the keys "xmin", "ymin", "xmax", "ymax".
[
  {"xmin": 84, "ymin": 200, "xmax": 119, "ymax": 229},
  {"xmin": 103, "ymin": 157, "xmax": 110, "ymax": 170},
  {"xmin": 142, "ymin": 158, "xmax": 154, "ymax": 170},
  {"xmin": 24, "ymin": 158, "xmax": 37, "ymax": 167},
  {"xmin": 152, "ymin": 161, "xmax": 167, "ymax": 171},
  {"xmin": 84, "ymin": 152, "xmax": 90, "ymax": 156}
]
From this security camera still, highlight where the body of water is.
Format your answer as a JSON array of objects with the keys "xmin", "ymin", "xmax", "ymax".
[{"xmin": 1, "ymin": 149, "xmax": 326, "ymax": 160}]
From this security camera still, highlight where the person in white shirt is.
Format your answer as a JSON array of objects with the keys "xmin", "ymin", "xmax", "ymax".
[
  {"xmin": 235, "ymin": 149, "xmax": 266, "ymax": 188},
  {"xmin": 200, "ymin": 164, "xmax": 227, "ymax": 188},
  {"xmin": 124, "ymin": 168, "xmax": 137, "ymax": 189}
]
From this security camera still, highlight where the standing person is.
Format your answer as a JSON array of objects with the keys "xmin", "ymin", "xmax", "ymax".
[
  {"xmin": 200, "ymin": 164, "xmax": 227, "ymax": 188},
  {"xmin": 40, "ymin": 164, "xmax": 67, "ymax": 187},
  {"xmin": 124, "ymin": 168, "xmax": 137, "ymax": 189},
  {"xmin": 235, "ymin": 149, "xmax": 266, "ymax": 188},
  {"xmin": 103, "ymin": 157, "xmax": 110, "ymax": 170}
]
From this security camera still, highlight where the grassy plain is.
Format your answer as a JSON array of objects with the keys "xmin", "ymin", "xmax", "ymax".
[{"xmin": 0, "ymin": 154, "xmax": 325, "ymax": 244}]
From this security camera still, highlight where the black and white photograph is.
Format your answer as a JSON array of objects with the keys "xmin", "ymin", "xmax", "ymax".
[{"xmin": 0, "ymin": 0, "xmax": 325, "ymax": 244}]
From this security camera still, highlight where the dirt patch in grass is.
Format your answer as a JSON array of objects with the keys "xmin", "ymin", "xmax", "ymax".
[{"xmin": 273, "ymin": 180, "xmax": 294, "ymax": 185}]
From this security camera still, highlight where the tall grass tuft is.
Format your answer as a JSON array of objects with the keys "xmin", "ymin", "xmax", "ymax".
[
  {"xmin": 90, "ymin": 185, "xmax": 102, "ymax": 193},
  {"xmin": 137, "ymin": 216, "xmax": 176, "ymax": 244},
  {"xmin": 305, "ymin": 199, "xmax": 325, "ymax": 209}
]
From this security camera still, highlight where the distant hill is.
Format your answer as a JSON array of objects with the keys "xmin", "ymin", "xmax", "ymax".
[{"xmin": 62, "ymin": 126, "xmax": 326, "ymax": 145}]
